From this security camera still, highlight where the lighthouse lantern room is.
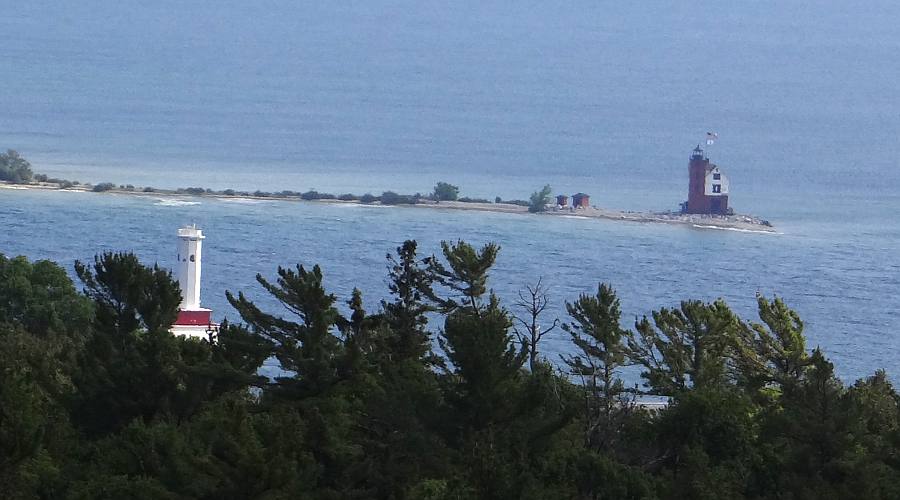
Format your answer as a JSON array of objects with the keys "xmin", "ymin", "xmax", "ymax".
[{"xmin": 170, "ymin": 225, "xmax": 217, "ymax": 339}]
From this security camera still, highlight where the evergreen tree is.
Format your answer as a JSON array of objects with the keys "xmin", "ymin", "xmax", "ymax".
[
  {"xmin": 428, "ymin": 240, "xmax": 500, "ymax": 314},
  {"xmin": 2, "ymin": 244, "xmax": 900, "ymax": 499},
  {"xmin": 528, "ymin": 184, "xmax": 552, "ymax": 213},
  {"xmin": 382, "ymin": 240, "xmax": 437, "ymax": 364},
  {"xmin": 653, "ymin": 385, "xmax": 758, "ymax": 500},
  {"xmin": 227, "ymin": 264, "xmax": 342, "ymax": 399},
  {"xmin": 561, "ymin": 283, "xmax": 631, "ymax": 450},
  {"xmin": 627, "ymin": 299, "xmax": 739, "ymax": 394},
  {"xmin": 757, "ymin": 349, "xmax": 857, "ymax": 498},
  {"xmin": 73, "ymin": 252, "xmax": 252, "ymax": 434},
  {"xmin": 75, "ymin": 251, "xmax": 181, "ymax": 335},
  {"xmin": 441, "ymin": 295, "xmax": 526, "ymax": 426},
  {"xmin": 226, "ymin": 264, "xmax": 368, "ymax": 496},
  {"xmin": 736, "ymin": 294, "xmax": 811, "ymax": 399}
]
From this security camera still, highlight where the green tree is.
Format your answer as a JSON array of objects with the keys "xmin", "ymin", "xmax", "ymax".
[
  {"xmin": 627, "ymin": 299, "xmax": 739, "ymax": 394},
  {"xmin": 0, "ymin": 326, "xmax": 65, "ymax": 498},
  {"xmin": 75, "ymin": 252, "xmax": 181, "ymax": 335},
  {"xmin": 73, "ymin": 252, "xmax": 249, "ymax": 435},
  {"xmin": 228, "ymin": 265, "xmax": 375, "ymax": 496},
  {"xmin": 561, "ymin": 283, "xmax": 631, "ymax": 450},
  {"xmin": 428, "ymin": 240, "xmax": 500, "ymax": 314},
  {"xmin": 736, "ymin": 294, "xmax": 810, "ymax": 398},
  {"xmin": 428, "ymin": 240, "xmax": 526, "ymax": 424},
  {"xmin": 441, "ymin": 296, "xmax": 525, "ymax": 426},
  {"xmin": 0, "ymin": 255, "xmax": 92, "ymax": 338},
  {"xmin": 528, "ymin": 184, "xmax": 552, "ymax": 213},
  {"xmin": 653, "ymin": 386, "xmax": 758, "ymax": 500},
  {"xmin": 0, "ymin": 150, "xmax": 33, "ymax": 184},
  {"xmin": 841, "ymin": 370, "xmax": 900, "ymax": 499},
  {"xmin": 757, "ymin": 349, "xmax": 855, "ymax": 498},
  {"xmin": 227, "ymin": 264, "xmax": 342, "ymax": 399},
  {"xmin": 433, "ymin": 181, "xmax": 460, "ymax": 201},
  {"xmin": 381, "ymin": 240, "xmax": 437, "ymax": 364}
]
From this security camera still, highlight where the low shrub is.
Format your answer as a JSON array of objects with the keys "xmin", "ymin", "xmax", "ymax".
[
  {"xmin": 505, "ymin": 199, "xmax": 530, "ymax": 207},
  {"xmin": 458, "ymin": 197, "xmax": 490, "ymax": 204},
  {"xmin": 380, "ymin": 191, "xmax": 417, "ymax": 205}
]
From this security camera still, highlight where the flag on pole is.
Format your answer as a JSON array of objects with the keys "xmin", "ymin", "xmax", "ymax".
[{"xmin": 706, "ymin": 132, "xmax": 718, "ymax": 146}]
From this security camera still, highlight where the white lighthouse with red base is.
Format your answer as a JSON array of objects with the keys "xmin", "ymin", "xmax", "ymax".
[{"xmin": 170, "ymin": 225, "xmax": 218, "ymax": 340}]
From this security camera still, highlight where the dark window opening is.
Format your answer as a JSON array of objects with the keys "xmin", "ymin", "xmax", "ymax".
[
  {"xmin": 713, "ymin": 173, "xmax": 721, "ymax": 180},
  {"xmin": 712, "ymin": 184, "xmax": 721, "ymax": 194}
]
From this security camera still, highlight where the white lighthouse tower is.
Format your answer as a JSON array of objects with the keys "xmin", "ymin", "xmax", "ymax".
[{"xmin": 170, "ymin": 225, "xmax": 217, "ymax": 340}]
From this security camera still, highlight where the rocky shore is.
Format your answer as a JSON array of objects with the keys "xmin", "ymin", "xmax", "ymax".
[
  {"xmin": 407, "ymin": 200, "xmax": 775, "ymax": 232},
  {"xmin": 1, "ymin": 181, "xmax": 776, "ymax": 233}
]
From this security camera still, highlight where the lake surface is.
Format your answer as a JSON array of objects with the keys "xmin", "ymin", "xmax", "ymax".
[{"xmin": 1, "ymin": 1, "xmax": 898, "ymax": 381}]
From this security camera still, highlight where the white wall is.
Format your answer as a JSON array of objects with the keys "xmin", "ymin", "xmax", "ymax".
[{"xmin": 704, "ymin": 166, "xmax": 730, "ymax": 196}]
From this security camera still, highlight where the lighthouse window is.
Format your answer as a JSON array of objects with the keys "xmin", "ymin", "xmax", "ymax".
[
  {"xmin": 713, "ymin": 173, "xmax": 721, "ymax": 180},
  {"xmin": 712, "ymin": 184, "xmax": 721, "ymax": 193},
  {"xmin": 190, "ymin": 255, "xmax": 195, "ymax": 262}
]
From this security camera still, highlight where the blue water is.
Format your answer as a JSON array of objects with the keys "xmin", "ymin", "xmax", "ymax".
[{"xmin": 1, "ymin": 1, "xmax": 899, "ymax": 380}]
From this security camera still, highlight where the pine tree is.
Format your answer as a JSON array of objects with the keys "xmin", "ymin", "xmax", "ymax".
[
  {"xmin": 227, "ymin": 264, "xmax": 342, "ymax": 399},
  {"xmin": 561, "ymin": 283, "xmax": 631, "ymax": 450},
  {"xmin": 72, "ymin": 252, "xmax": 188, "ymax": 434},
  {"xmin": 736, "ymin": 294, "xmax": 810, "ymax": 398},
  {"xmin": 441, "ymin": 295, "xmax": 525, "ymax": 426},
  {"xmin": 759, "ymin": 349, "xmax": 854, "ymax": 497},
  {"xmin": 428, "ymin": 240, "xmax": 500, "ymax": 315},
  {"xmin": 382, "ymin": 240, "xmax": 437, "ymax": 364},
  {"xmin": 627, "ymin": 299, "xmax": 739, "ymax": 394},
  {"xmin": 75, "ymin": 251, "xmax": 181, "ymax": 335}
]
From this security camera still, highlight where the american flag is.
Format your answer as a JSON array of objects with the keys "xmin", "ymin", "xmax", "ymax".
[{"xmin": 706, "ymin": 132, "xmax": 718, "ymax": 145}]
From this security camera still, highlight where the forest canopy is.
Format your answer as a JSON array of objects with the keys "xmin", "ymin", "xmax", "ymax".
[{"xmin": 1, "ymin": 243, "xmax": 898, "ymax": 499}]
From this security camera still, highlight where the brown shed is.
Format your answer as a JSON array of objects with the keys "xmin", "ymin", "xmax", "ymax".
[{"xmin": 572, "ymin": 193, "xmax": 590, "ymax": 209}]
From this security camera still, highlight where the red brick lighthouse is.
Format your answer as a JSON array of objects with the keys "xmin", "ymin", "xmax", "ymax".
[{"xmin": 683, "ymin": 145, "xmax": 730, "ymax": 215}]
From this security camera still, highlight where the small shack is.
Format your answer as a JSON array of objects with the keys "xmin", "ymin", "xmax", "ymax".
[
  {"xmin": 556, "ymin": 194, "xmax": 569, "ymax": 207},
  {"xmin": 572, "ymin": 193, "xmax": 590, "ymax": 209}
]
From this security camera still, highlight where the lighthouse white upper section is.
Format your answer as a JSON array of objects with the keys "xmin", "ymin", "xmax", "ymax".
[
  {"xmin": 176, "ymin": 225, "xmax": 205, "ymax": 310},
  {"xmin": 704, "ymin": 166, "xmax": 730, "ymax": 196}
]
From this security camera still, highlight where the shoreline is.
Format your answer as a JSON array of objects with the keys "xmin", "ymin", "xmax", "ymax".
[{"xmin": 1, "ymin": 180, "xmax": 777, "ymax": 233}]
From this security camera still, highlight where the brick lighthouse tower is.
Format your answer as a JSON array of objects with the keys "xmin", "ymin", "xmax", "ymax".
[
  {"xmin": 170, "ymin": 225, "xmax": 217, "ymax": 339},
  {"xmin": 683, "ymin": 145, "xmax": 730, "ymax": 215}
]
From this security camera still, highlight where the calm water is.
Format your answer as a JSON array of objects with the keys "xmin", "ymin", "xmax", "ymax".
[{"xmin": 1, "ymin": 1, "xmax": 898, "ymax": 380}]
